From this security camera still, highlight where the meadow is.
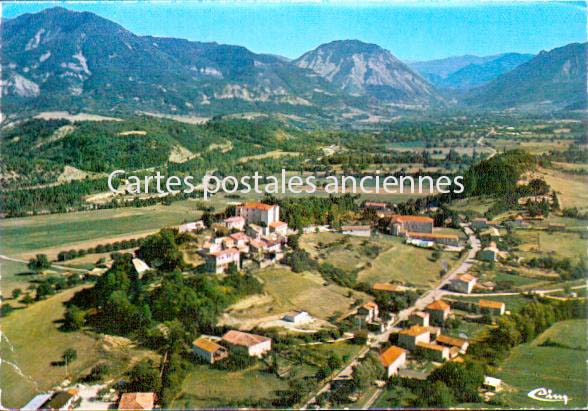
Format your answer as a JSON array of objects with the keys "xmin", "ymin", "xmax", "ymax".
[
  {"xmin": 300, "ymin": 231, "xmax": 463, "ymax": 288},
  {"xmin": 0, "ymin": 286, "xmax": 157, "ymax": 408},
  {"xmin": 170, "ymin": 364, "xmax": 288, "ymax": 409},
  {"xmin": 497, "ymin": 319, "xmax": 588, "ymax": 408}
]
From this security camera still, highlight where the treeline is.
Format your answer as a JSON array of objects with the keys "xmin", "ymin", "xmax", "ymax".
[
  {"xmin": 56, "ymin": 237, "xmax": 146, "ymax": 261},
  {"xmin": 469, "ymin": 298, "xmax": 587, "ymax": 367}
]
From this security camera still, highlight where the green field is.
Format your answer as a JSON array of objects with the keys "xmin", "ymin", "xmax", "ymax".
[
  {"xmin": 448, "ymin": 196, "xmax": 497, "ymax": 216},
  {"xmin": 514, "ymin": 229, "xmax": 587, "ymax": 260},
  {"xmin": 0, "ymin": 286, "xmax": 157, "ymax": 408},
  {"xmin": 226, "ymin": 267, "xmax": 367, "ymax": 324},
  {"xmin": 170, "ymin": 364, "xmax": 288, "ymax": 408},
  {"xmin": 300, "ymin": 232, "xmax": 462, "ymax": 288},
  {"xmin": 0, "ymin": 200, "xmax": 205, "ymax": 257},
  {"xmin": 497, "ymin": 320, "xmax": 588, "ymax": 408}
]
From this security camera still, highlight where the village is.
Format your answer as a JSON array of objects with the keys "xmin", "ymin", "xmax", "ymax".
[{"xmin": 15, "ymin": 197, "xmax": 541, "ymax": 411}]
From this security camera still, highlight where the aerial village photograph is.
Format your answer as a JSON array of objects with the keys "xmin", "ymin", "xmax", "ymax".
[{"xmin": 0, "ymin": 0, "xmax": 586, "ymax": 410}]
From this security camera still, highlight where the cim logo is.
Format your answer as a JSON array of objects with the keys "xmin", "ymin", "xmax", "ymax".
[{"xmin": 527, "ymin": 387, "xmax": 569, "ymax": 405}]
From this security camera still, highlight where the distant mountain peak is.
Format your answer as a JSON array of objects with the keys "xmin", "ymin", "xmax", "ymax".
[{"xmin": 294, "ymin": 39, "xmax": 440, "ymax": 104}]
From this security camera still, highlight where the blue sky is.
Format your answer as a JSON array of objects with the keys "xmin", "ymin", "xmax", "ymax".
[{"xmin": 3, "ymin": 1, "xmax": 586, "ymax": 60}]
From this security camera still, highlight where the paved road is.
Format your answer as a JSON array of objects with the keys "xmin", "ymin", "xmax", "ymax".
[
  {"xmin": 302, "ymin": 224, "xmax": 480, "ymax": 409},
  {"xmin": 0, "ymin": 254, "xmax": 89, "ymax": 273}
]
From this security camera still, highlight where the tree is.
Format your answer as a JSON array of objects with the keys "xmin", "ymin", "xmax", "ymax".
[
  {"xmin": 127, "ymin": 359, "xmax": 162, "ymax": 393},
  {"xmin": 137, "ymin": 229, "xmax": 184, "ymax": 271},
  {"xmin": 63, "ymin": 348, "xmax": 78, "ymax": 364},
  {"xmin": 63, "ymin": 305, "xmax": 86, "ymax": 331},
  {"xmin": 28, "ymin": 254, "xmax": 50, "ymax": 272},
  {"xmin": 11, "ymin": 288, "xmax": 22, "ymax": 299}
]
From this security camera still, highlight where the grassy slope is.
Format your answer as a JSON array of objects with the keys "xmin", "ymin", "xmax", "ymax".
[
  {"xmin": 497, "ymin": 319, "xmax": 588, "ymax": 408},
  {"xmin": 301, "ymin": 232, "xmax": 462, "ymax": 288},
  {"xmin": 0, "ymin": 286, "xmax": 157, "ymax": 408},
  {"xmin": 171, "ymin": 364, "xmax": 288, "ymax": 408}
]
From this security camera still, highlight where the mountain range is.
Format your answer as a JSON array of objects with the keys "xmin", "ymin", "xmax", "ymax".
[{"xmin": 1, "ymin": 7, "xmax": 585, "ymax": 123}]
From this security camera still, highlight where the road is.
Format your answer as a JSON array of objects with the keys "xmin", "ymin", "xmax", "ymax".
[
  {"xmin": 0, "ymin": 254, "xmax": 89, "ymax": 273},
  {"xmin": 302, "ymin": 224, "xmax": 480, "ymax": 410}
]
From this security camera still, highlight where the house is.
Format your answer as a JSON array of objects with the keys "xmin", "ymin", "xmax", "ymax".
[
  {"xmin": 205, "ymin": 248, "xmax": 240, "ymax": 273},
  {"xmin": 21, "ymin": 393, "xmax": 53, "ymax": 411},
  {"xmin": 44, "ymin": 390, "xmax": 79, "ymax": 410},
  {"xmin": 398, "ymin": 325, "xmax": 430, "ymax": 350},
  {"xmin": 222, "ymin": 330, "xmax": 272, "ymax": 357},
  {"xmin": 230, "ymin": 232, "xmax": 251, "ymax": 252},
  {"xmin": 406, "ymin": 238, "xmax": 435, "ymax": 248},
  {"xmin": 406, "ymin": 232, "xmax": 459, "ymax": 247},
  {"xmin": 379, "ymin": 345, "xmax": 407, "ymax": 378},
  {"xmin": 132, "ymin": 258, "xmax": 151, "ymax": 277},
  {"xmin": 118, "ymin": 392, "xmax": 156, "ymax": 410},
  {"xmin": 224, "ymin": 216, "xmax": 246, "ymax": 231},
  {"xmin": 480, "ymin": 227, "xmax": 501, "ymax": 241},
  {"xmin": 357, "ymin": 301, "xmax": 379, "ymax": 323},
  {"xmin": 372, "ymin": 283, "xmax": 408, "ymax": 293},
  {"xmin": 237, "ymin": 202, "xmax": 280, "ymax": 226},
  {"xmin": 426, "ymin": 300, "xmax": 451, "ymax": 325},
  {"xmin": 472, "ymin": 217, "xmax": 489, "ymax": 230},
  {"xmin": 483, "ymin": 376, "xmax": 503, "ymax": 392},
  {"xmin": 415, "ymin": 341, "xmax": 450, "ymax": 361},
  {"xmin": 192, "ymin": 337, "xmax": 229, "ymax": 364},
  {"xmin": 390, "ymin": 215, "xmax": 434, "ymax": 236},
  {"xmin": 426, "ymin": 326, "xmax": 442, "ymax": 339},
  {"xmin": 282, "ymin": 310, "xmax": 312, "ymax": 324},
  {"xmin": 436, "ymin": 334, "xmax": 469, "ymax": 354},
  {"xmin": 247, "ymin": 223, "xmax": 269, "ymax": 239},
  {"xmin": 202, "ymin": 241, "xmax": 222, "ymax": 254},
  {"xmin": 409, "ymin": 311, "xmax": 430, "ymax": 327},
  {"xmin": 364, "ymin": 201, "xmax": 388, "ymax": 211},
  {"xmin": 340, "ymin": 225, "xmax": 371, "ymax": 237},
  {"xmin": 478, "ymin": 243, "xmax": 499, "ymax": 262},
  {"xmin": 479, "ymin": 299, "xmax": 506, "ymax": 315},
  {"xmin": 269, "ymin": 220, "xmax": 288, "ymax": 235},
  {"xmin": 178, "ymin": 220, "xmax": 205, "ymax": 233},
  {"xmin": 450, "ymin": 274, "xmax": 477, "ymax": 294}
]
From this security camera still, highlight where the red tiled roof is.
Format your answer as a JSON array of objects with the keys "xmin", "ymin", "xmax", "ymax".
[
  {"xmin": 426, "ymin": 300, "xmax": 450, "ymax": 311},
  {"xmin": 379, "ymin": 345, "xmax": 406, "ymax": 367},
  {"xmin": 209, "ymin": 248, "xmax": 240, "ymax": 257},
  {"xmin": 222, "ymin": 330, "xmax": 271, "ymax": 347},
  {"xmin": 407, "ymin": 232, "xmax": 459, "ymax": 240},
  {"xmin": 479, "ymin": 299, "xmax": 505, "ymax": 309},
  {"xmin": 239, "ymin": 202, "xmax": 276, "ymax": 211},
  {"xmin": 436, "ymin": 334, "xmax": 468, "ymax": 349},
  {"xmin": 393, "ymin": 215, "xmax": 434, "ymax": 223},
  {"xmin": 118, "ymin": 393, "xmax": 156, "ymax": 410},
  {"xmin": 399, "ymin": 325, "xmax": 429, "ymax": 337}
]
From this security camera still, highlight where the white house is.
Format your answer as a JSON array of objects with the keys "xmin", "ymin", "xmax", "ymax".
[
  {"xmin": 192, "ymin": 337, "xmax": 229, "ymax": 364},
  {"xmin": 379, "ymin": 345, "xmax": 407, "ymax": 378},
  {"xmin": 269, "ymin": 220, "xmax": 288, "ymax": 235},
  {"xmin": 222, "ymin": 330, "xmax": 272, "ymax": 357},
  {"xmin": 398, "ymin": 325, "xmax": 430, "ymax": 350},
  {"xmin": 450, "ymin": 274, "xmax": 477, "ymax": 294},
  {"xmin": 224, "ymin": 216, "xmax": 246, "ymax": 231},
  {"xmin": 340, "ymin": 225, "xmax": 371, "ymax": 237},
  {"xmin": 282, "ymin": 310, "xmax": 312, "ymax": 324},
  {"xmin": 357, "ymin": 301, "xmax": 379, "ymax": 323},
  {"xmin": 178, "ymin": 221, "xmax": 205, "ymax": 233},
  {"xmin": 237, "ymin": 202, "xmax": 280, "ymax": 226},
  {"xmin": 205, "ymin": 248, "xmax": 240, "ymax": 273}
]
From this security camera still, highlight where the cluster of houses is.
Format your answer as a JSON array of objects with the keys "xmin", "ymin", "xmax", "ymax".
[
  {"xmin": 379, "ymin": 299, "xmax": 475, "ymax": 377},
  {"xmin": 179, "ymin": 202, "xmax": 289, "ymax": 273}
]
